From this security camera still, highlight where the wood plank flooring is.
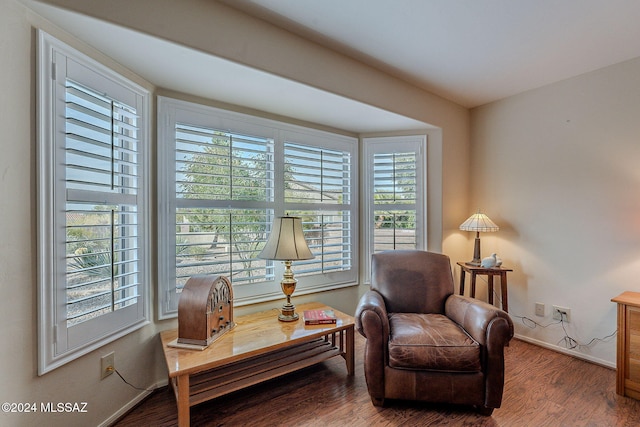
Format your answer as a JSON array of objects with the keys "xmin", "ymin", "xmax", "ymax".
[{"xmin": 113, "ymin": 335, "xmax": 640, "ymax": 426}]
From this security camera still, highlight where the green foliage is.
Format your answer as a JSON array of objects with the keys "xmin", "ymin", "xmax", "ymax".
[
  {"xmin": 69, "ymin": 247, "xmax": 115, "ymax": 277},
  {"xmin": 175, "ymin": 235, "xmax": 210, "ymax": 259},
  {"xmin": 177, "ymin": 133, "xmax": 272, "ymax": 277},
  {"xmin": 180, "ymin": 134, "xmax": 269, "ymax": 201},
  {"xmin": 374, "ymin": 209, "xmax": 416, "ymax": 230}
]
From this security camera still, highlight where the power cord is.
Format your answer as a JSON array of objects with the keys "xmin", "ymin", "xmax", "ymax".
[
  {"xmin": 111, "ymin": 367, "xmax": 155, "ymax": 392},
  {"xmin": 471, "ymin": 275, "xmax": 616, "ymax": 350},
  {"xmin": 556, "ymin": 316, "xmax": 617, "ymax": 350},
  {"xmin": 510, "ymin": 303, "xmax": 616, "ymax": 350},
  {"xmin": 510, "ymin": 313, "xmax": 562, "ymax": 329}
]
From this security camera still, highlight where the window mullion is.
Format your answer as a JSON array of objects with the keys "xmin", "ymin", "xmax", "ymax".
[
  {"xmin": 110, "ymin": 208, "xmax": 115, "ymax": 311},
  {"xmin": 110, "ymin": 100, "xmax": 115, "ymax": 190}
]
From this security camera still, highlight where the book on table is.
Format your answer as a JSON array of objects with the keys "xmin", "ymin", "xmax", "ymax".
[{"xmin": 303, "ymin": 309, "xmax": 337, "ymax": 325}]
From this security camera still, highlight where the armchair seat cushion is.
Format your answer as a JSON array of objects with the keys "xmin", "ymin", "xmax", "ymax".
[{"xmin": 388, "ymin": 313, "xmax": 481, "ymax": 372}]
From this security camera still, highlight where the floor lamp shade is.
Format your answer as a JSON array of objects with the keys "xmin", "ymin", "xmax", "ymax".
[
  {"xmin": 459, "ymin": 211, "xmax": 499, "ymax": 266},
  {"xmin": 259, "ymin": 216, "xmax": 314, "ymax": 321}
]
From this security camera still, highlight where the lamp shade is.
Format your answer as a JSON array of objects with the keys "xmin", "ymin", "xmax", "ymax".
[
  {"xmin": 259, "ymin": 216, "xmax": 314, "ymax": 261},
  {"xmin": 459, "ymin": 211, "xmax": 499, "ymax": 232}
]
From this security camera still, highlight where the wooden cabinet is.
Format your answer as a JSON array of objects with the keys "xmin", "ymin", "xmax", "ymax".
[{"xmin": 611, "ymin": 291, "xmax": 640, "ymax": 400}]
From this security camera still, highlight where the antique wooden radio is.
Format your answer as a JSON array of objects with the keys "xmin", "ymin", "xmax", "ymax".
[{"xmin": 177, "ymin": 275, "xmax": 234, "ymax": 347}]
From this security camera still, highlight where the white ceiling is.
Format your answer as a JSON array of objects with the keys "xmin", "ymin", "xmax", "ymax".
[
  {"xmin": 23, "ymin": 0, "xmax": 640, "ymax": 132},
  {"xmin": 223, "ymin": 0, "xmax": 640, "ymax": 108}
]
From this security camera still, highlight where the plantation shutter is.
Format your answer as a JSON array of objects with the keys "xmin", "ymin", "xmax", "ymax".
[
  {"xmin": 64, "ymin": 80, "xmax": 141, "ymax": 327},
  {"xmin": 157, "ymin": 97, "xmax": 358, "ymax": 318},
  {"xmin": 283, "ymin": 142, "xmax": 352, "ymax": 275},
  {"xmin": 363, "ymin": 135, "xmax": 426, "ymax": 259},
  {"xmin": 172, "ymin": 123, "xmax": 274, "ymax": 294},
  {"xmin": 38, "ymin": 31, "xmax": 148, "ymax": 373},
  {"xmin": 372, "ymin": 151, "xmax": 418, "ymax": 252}
]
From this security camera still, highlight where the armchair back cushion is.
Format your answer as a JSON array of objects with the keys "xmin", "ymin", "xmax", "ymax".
[{"xmin": 371, "ymin": 250, "xmax": 454, "ymax": 314}]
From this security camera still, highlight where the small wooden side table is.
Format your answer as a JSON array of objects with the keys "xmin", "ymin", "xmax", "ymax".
[{"xmin": 457, "ymin": 262, "xmax": 512, "ymax": 312}]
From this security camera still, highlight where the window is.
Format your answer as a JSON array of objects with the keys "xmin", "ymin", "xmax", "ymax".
[
  {"xmin": 283, "ymin": 137, "xmax": 354, "ymax": 277},
  {"xmin": 37, "ymin": 32, "xmax": 149, "ymax": 373},
  {"xmin": 158, "ymin": 97, "xmax": 357, "ymax": 318},
  {"xmin": 363, "ymin": 136, "xmax": 426, "ymax": 273}
]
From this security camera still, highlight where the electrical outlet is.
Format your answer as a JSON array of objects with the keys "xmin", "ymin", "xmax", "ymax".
[
  {"xmin": 101, "ymin": 352, "xmax": 115, "ymax": 380},
  {"xmin": 535, "ymin": 302, "xmax": 545, "ymax": 317},
  {"xmin": 552, "ymin": 305, "xmax": 571, "ymax": 323}
]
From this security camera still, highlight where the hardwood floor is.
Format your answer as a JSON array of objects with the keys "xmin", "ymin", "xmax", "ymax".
[{"xmin": 114, "ymin": 335, "xmax": 640, "ymax": 426}]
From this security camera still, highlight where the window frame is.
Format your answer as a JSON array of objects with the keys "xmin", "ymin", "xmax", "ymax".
[
  {"xmin": 362, "ymin": 135, "xmax": 427, "ymax": 279},
  {"xmin": 157, "ymin": 97, "xmax": 358, "ymax": 319},
  {"xmin": 37, "ymin": 31, "xmax": 150, "ymax": 374}
]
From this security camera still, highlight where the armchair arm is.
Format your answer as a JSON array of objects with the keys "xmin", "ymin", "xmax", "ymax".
[
  {"xmin": 445, "ymin": 294, "xmax": 514, "ymax": 408},
  {"xmin": 445, "ymin": 294, "xmax": 513, "ymax": 346},
  {"xmin": 355, "ymin": 290, "xmax": 390, "ymax": 340},
  {"xmin": 354, "ymin": 290, "xmax": 390, "ymax": 406}
]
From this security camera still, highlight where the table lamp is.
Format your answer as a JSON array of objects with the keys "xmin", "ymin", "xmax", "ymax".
[
  {"xmin": 459, "ymin": 210, "xmax": 499, "ymax": 266},
  {"xmin": 259, "ymin": 215, "xmax": 315, "ymax": 321}
]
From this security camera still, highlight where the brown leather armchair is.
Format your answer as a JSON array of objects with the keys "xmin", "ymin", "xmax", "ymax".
[{"xmin": 355, "ymin": 250, "xmax": 513, "ymax": 415}]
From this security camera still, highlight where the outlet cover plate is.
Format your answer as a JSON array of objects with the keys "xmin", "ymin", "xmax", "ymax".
[
  {"xmin": 101, "ymin": 352, "xmax": 115, "ymax": 379},
  {"xmin": 535, "ymin": 302, "xmax": 545, "ymax": 317},
  {"xmin": 552, "ymin": 305, "xmax": 571, "ymax": 323}
]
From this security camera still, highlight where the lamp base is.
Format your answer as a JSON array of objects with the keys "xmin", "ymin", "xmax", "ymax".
[
  {"xmin": 278, "ymin": 302, "xmax": 299, "ymax": 322},
  {"xmin": 278, "ymin": 260, "xmax": 299, "ymax": 322},
  {"xmin": 465, "ymin": 234, "xmax": 482, "ymax": 267}
]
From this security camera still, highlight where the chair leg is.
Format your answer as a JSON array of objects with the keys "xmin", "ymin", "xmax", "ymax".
[
  {"xmin": 476, "ymin": 406, "xmax": 494, "ymax": 416},
  {"xmin": 371, "ymin": 396, "xmax": 385, "ymax": 407}
]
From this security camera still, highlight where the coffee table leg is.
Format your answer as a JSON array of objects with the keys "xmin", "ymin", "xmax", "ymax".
[{"xmin": 176, "ymin": 374, "xmax": 190, "ymax": 427}]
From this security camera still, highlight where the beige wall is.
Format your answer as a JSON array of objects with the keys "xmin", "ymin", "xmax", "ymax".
[
  {"xmin": 471, "ymin": 57, "xmax": 640, "ymax": 366},
  {"xmin": 1, "ymin": 0, "xmax": 470, "ymax": 425}
]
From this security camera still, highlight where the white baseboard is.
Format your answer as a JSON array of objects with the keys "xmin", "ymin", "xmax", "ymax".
[
  {"xmin": 514, "ymin": 333, "xmax": 615, "ymax": 369},
  {"xmin": 97, "ymin": 378, "xmax": 169, "ymax": 427}
]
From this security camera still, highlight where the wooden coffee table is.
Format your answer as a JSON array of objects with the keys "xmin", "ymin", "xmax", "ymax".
[{"xmin": 160, "ymin": 302, "xmax": 355, "ymax": 427}]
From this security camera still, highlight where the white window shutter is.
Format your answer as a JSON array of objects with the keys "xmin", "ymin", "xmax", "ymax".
[
  {"xmin": 157, "ymin": 97, "xmax": 358, "ymax": 318},
  {"xmin": 37, "ymin": 31, "xmax": 149, "ymax": 374}
]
